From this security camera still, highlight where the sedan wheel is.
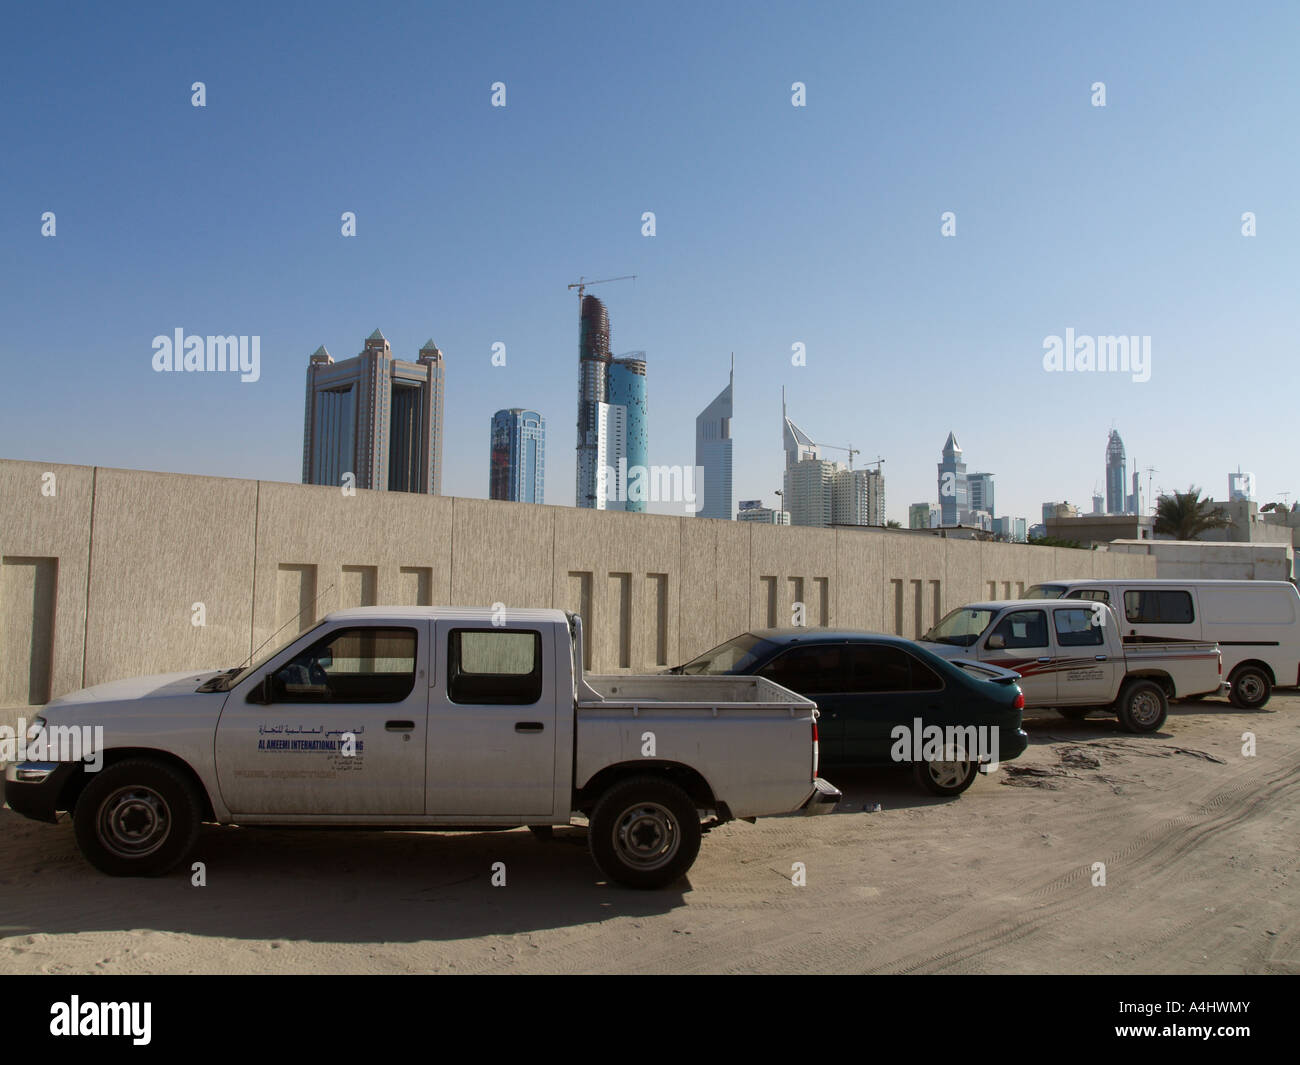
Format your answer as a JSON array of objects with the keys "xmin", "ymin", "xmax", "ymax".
[{"xmin": 913, "ymin": 759, "xmax": 979, "ymax": 797}]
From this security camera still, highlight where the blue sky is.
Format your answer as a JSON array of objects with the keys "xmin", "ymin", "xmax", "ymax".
[{"xmin": 2, "ymin": 1, "xmax": 1296, "ymax": 521}]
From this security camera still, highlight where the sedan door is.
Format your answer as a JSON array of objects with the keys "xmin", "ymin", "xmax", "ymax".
[{"xmin": 755, "ymin": 645, "xmax": 846, "ymax": 761}]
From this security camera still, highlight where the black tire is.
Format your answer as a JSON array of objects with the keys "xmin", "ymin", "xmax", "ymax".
[
  {"xmin": 72, "ymin": 759, "xmax": 203, "ymax": 876},
  {"xmin": 588, "ymin": 777, "xmax": 702, "ymax": 889},
  {"xmin": 1115, "ymin": 680, "xmax": 1168, "ymax": 734},
  {"xmin": 526, "ymin": 824, "xmax": 554, "ymax": 841},
  {"xmin": 1058, "ymin": 708, "xmax": 1092, "ymax": 720},
  {"xmin": 912, "ymin": 758, "xmax": 979, "ymax": 797},
  {"xmin": 1228, "ymin": 666, "xmax": 1271, "ymax": 710}
]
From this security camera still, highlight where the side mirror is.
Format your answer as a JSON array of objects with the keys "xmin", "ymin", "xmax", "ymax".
[
  {"xmin": 986, "ymin": 634, "xmax": 1005, "ymax": 650},
  {"xmin": 248, "ymin": 674, "xmax": 274, "ymax": 705}
]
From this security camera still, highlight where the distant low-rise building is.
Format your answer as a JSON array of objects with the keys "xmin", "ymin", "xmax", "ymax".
[{"xmin": 737, "ymin": 499, "xmax": 791, "ymax": 525}]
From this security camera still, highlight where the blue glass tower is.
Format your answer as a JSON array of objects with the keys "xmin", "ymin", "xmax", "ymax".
[
  {"xmin": 608, "ymin": 354, "xmax": 647, "ymax": 513},
  {"xmin": 490, "ymin": 408, "xmax": 545, "ymax": 504}
]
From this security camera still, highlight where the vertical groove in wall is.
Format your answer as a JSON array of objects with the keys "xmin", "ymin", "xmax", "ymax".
[
  {"xmin": 248, "ymin": 480, "xmax": 261, "ymax": 662},
  {"xmin": 79, "ymin": 467, "xmax": 98, "ymax": 689}
]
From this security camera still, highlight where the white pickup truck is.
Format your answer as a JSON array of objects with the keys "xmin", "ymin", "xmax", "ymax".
[
  {"xmin": 917, "ymin": 599, "xmax": 1227, "ymax": 733},
  {"xmin": 4, "ymin": 607, "xmax": 840, "ymax": 889}
]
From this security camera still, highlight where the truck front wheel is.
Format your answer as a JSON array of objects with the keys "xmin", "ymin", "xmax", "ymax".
[
  {"xmin": 72, "ymin": 759, "xmax": 202, "ymax": 876},
  {"xmin": 1116, "ymin": 680, "xmax": 1168, "ymax": 733},
  {"xmin": 588, "ymin": 777, "xmax": 702, "ymax": 889}
]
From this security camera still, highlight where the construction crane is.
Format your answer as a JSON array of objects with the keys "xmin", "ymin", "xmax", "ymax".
[
  {"xmin": 823, "ymin": 443, "xmax": 860, "ymax": 468},
  {"xmin": 567, "ymin": 274, "xmax": 637, "ymax": 302}
]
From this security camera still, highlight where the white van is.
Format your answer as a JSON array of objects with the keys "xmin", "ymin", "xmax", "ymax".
[{"xmin": 1024, "ymin": 579, "xmax": 1300, "ymax": 709}]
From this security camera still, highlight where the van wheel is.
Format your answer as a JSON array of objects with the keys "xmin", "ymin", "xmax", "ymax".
[
  {"xmin": 913, "ymin": 759, "xmax": 979, "ymax": 796},
  {"xmin": 1116, "ymin": 680, "xmax": 1168, "ymax": 733},
  {"xmin": 72, "ymin": 759, "xmax": 202, "ymax": 876},
  {"xmin": 588, "ymin": 777, "xmax": 701, "ymax": 889},
  {"xmin": 1228, "ymin": 666, "xmax": 1271, "ymax": 710}
]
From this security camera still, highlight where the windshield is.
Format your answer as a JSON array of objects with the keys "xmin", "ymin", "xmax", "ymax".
[
  {"xmin": 204, "ymin": 622, "xmax": 327, "ymax": 692},
  {"xmin": 677, "ymin": 633, "xmax": 779, "ymax": 675},
  {"xmin": 921, "ymin": 607, "xmax": 997, "ymax": 647},
  {"xmin": 1023, "ymin": 584, "xmax": 1067, "ymax": 599}
]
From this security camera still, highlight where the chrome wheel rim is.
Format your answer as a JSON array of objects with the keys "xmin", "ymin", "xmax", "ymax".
[
  {"xmin": 97, "ymin": 786, "xmax": 171, "ymax": 859},
  {"xmin": 613, "ymin": 802, "xmax": 681, "ymax": 871},
  {"xmin": 1130, "ymin": 690, "xmax": 1163, "ymax": 726}
]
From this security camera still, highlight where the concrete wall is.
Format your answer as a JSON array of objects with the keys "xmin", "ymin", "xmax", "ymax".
[
  {"xmin": 0, "ymin": 458, "xmax": 1156, "ymax": 706},
  {"xmin": 1107, "ymin": 539, "xmax": 1295, "ymax": 582}
]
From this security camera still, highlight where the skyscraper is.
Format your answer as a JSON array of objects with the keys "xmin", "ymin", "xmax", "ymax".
[
  {"xmin": 1105, "ymin": 429, "xmax": 1126, "ymax": 514},
  {"xmin": 968, "ymin": 472, "xmax": 995, "ymax": 520},
  {"xmin": 695, "ymin": 356, "xmax": 734, "ymax": 520},
  {"xmin": 782, "ymin": 394, "xmax": 885, "ymax": 528},
  {"xmin": 609, "ymin": 354, "xmax": 647, "ymax": 513},
  {"xmin": 832, "ymin": 467, "xmax": 886, "ymax": 526},
  {"xmin": 782, "ymin": 392, "xmax": 834, "ymax": 526},
  {"xmin": 574, "ymin": 296, "xmax": 649, "ymax": 511},
  {"xmin": 575, "ymin": 295, "xmax": 611, "ymax": 508},
  {"xmin": 302, "ymin": 330, "xmax": 444, "ymax": 493},
  {"xmin": 937, "ymin": 431, "xmax": 969, "ymax": 526},
  {"xmin": 489, "ymin": 409, "xmax": 545, "ymax": 504}
]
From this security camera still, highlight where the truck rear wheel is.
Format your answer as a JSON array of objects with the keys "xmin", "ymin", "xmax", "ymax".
[
  {"xmin": 1116, "ymin": 680, "xmax": 1168, "ymax": 734},
  {"xmin": 588, "ymin": 777, "xmax": 701, "ymax": 889},
  {"xmin": 72, "ymin": 759, "xmax": 202, "ymax": 876},
  {"xmin": 1228, "ymin": 666, "xmax": 1271, "ymax": 710}
]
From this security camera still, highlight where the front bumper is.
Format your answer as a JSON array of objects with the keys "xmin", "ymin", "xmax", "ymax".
[
  {"xmin": 3, "ymin": 761, "xmax": 79, "ymax": 823},
  {"xmin": 800, "ymin": 777, "xmax": 842, "ymax": 815}
]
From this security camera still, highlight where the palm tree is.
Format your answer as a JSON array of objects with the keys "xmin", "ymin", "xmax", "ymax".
[{"xmin": 1153, "ymin": 486, "xmax": 1233, "ymax": 540}]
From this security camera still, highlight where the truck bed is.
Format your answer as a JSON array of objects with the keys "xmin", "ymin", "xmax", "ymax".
[{"xmin": 579, "ymin": 673, "xmax": 813, "ymax": 708}]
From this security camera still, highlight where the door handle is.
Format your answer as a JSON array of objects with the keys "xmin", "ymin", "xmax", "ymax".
[
  {"xmin": 1095, "ymin": 655, "xmax": 1108, "ymax": 661},
  {"xmin": 385, "ymin": 720, "xmax": 415, "ymax": 732},
  {"xmin": 515, "ymin": 722, "xmax": 544, "ymax": 733},
  {"xmin": 1036, "ymin": 657, "xmax": 1052, "ymax": 664}
]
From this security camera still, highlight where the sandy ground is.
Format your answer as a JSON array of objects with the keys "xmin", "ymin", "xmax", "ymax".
[{"xmin": 1, "ymin": 693, "xmax": 1296, "ymax": 974}]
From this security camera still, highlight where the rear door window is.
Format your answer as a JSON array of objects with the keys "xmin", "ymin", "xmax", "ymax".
[
  {"xmin": 448, "ymin": 629, "xmax": 543, "ymax": 704},
  {"xmin": 1054, "ymin": 607, "xmax": 1105, "ymax": 647}
]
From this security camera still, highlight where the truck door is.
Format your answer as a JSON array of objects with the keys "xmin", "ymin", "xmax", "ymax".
[
  {"xmin": 1051, "ymin": 605, "xmax": 1117, "ymax": 705},
  {"xmin": 216, "ymin": 623, "xmax": 429, "ymax": 815},
  {"xmin": 980, "ymin": 608, "xmax": 1057, "ymax": 704},
  {"xmin": 425, "ymin": 622, "xmax": 557, "ymax": 817}
]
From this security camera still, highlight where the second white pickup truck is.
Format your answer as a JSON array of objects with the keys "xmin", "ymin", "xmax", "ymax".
[
  {"xmin": 5, "ymin": 607, "xmax": 839, "ymax": 889},
  {"xmin": 918, "ymin": 599, "xmax": 1227, "ymax": 732}
]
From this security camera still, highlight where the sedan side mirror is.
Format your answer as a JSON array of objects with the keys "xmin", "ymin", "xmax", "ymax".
[{"xmin": 986, "ymin": 634, "xmax": 1005, "ymax": 650}]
